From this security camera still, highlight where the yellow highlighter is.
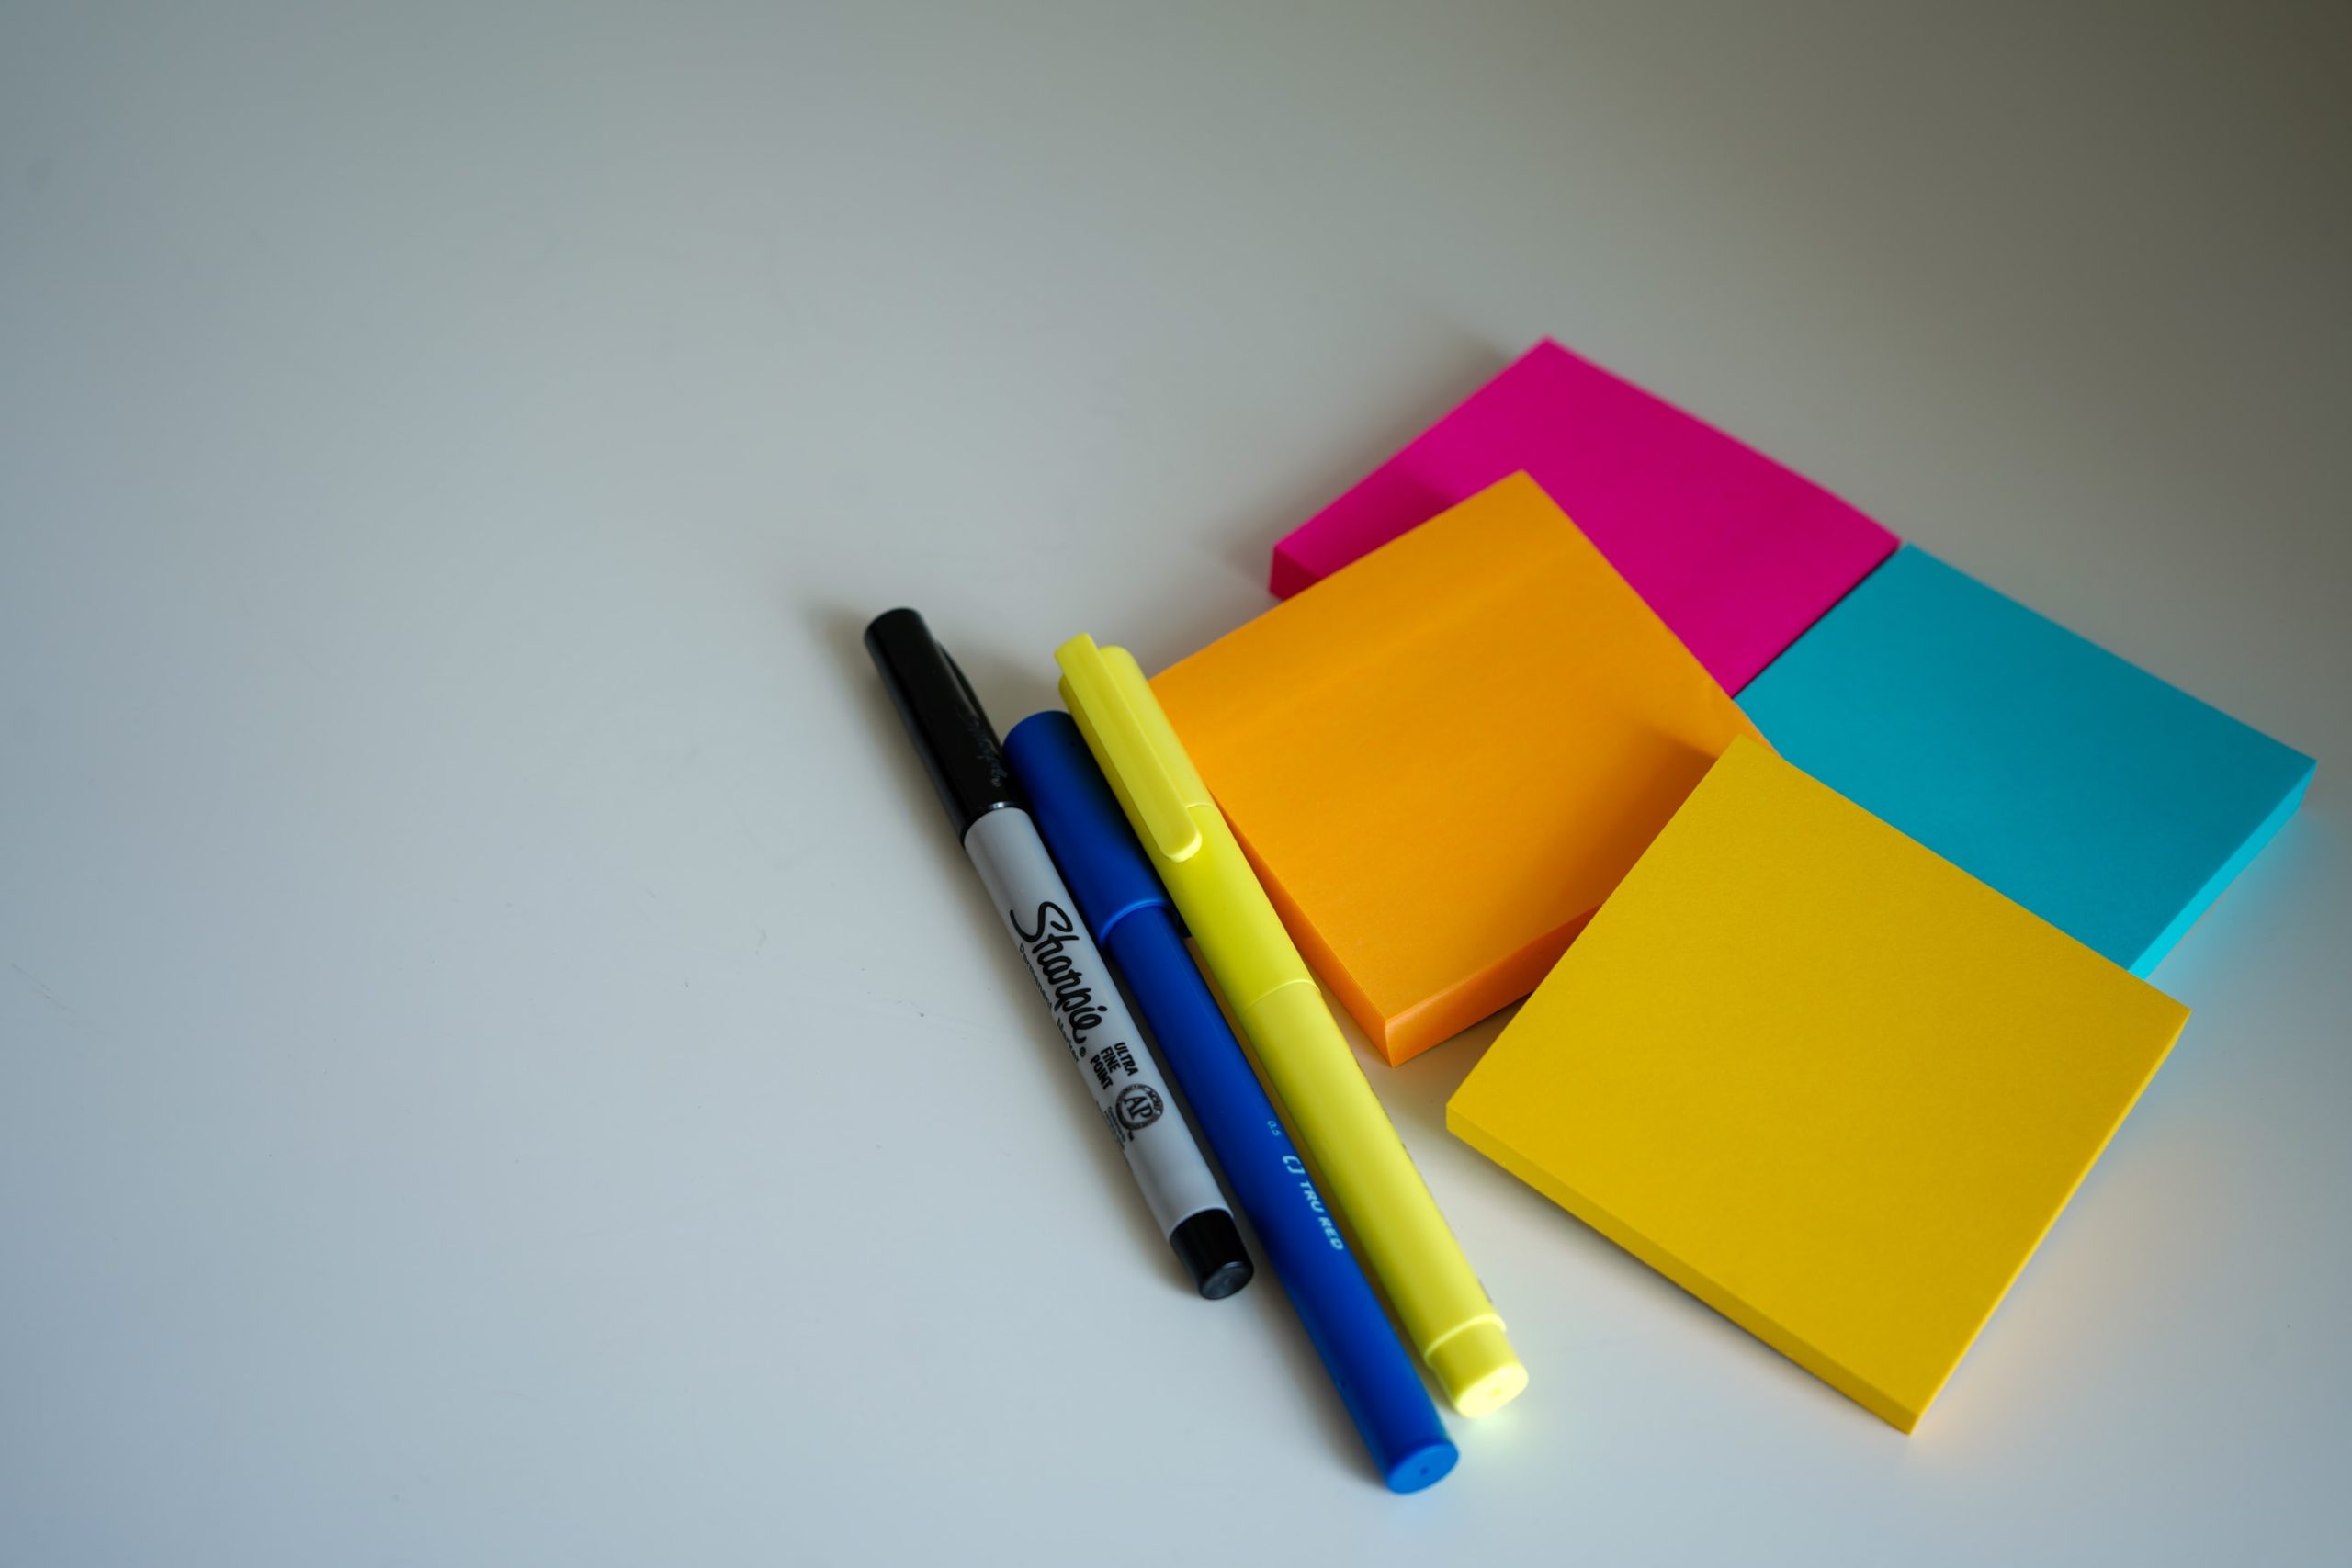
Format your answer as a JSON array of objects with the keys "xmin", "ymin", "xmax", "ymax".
[{"xmin": 1057, "ymin": 634, "xmax": 1527, "ymax": 1417}]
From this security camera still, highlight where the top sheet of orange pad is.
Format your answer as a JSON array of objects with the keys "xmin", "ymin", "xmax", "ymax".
[{"xmin": 1152, "ymin": 472, "xmax": 1768, "ymax": 1066}]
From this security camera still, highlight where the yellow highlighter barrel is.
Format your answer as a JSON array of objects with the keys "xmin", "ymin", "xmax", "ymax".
[{"xmin": 1057, "ymin": 634, "xmax": 1527, "ymax": 1417}]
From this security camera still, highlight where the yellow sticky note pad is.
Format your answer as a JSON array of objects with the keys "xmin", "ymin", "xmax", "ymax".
[{"xmin": 1448, "ymin": 739, "xmax": 2189, "ymax": 1431}]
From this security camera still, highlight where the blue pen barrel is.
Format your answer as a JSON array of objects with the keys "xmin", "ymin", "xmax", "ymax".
[
  {"xmin": 1106, "ymin": 907, "xmax": 1458, "ymax": 1492},
  {"xmin": 1004, "ymin": 709, "xmax": 1456, "ymax": 1494}
]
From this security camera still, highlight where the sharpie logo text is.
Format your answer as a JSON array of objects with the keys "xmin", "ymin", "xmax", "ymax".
[{"xmin": 1010, "ymin": 900, "xmax": 1107, "ymax": 1043}]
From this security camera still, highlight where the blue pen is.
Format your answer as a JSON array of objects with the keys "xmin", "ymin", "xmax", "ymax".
[{"xmin": 1004, "ymin": 711, "xmax": 1457, "ymax": 1494}]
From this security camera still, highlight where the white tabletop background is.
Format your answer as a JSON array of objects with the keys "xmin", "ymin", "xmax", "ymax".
[{"xmin": 5, "ymin": 4, "xmax": 2347, "ymax": 1563}]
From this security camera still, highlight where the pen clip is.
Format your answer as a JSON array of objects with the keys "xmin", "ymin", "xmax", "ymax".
[{"xmin": 1056, "ymin": 635, "xmax": 1204, "ymax": 863}]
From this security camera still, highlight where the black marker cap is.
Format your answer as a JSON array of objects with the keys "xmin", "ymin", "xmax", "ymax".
[
  {"xmin": 865, "ymin": 608, "xmax": 1025, "ymax": 836},
  {"xmin": 1171, "ymin": 1209, "xmax": 1253, "ymax": 1301}
]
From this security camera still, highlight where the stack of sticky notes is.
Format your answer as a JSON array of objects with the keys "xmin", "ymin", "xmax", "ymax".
[
  {"xmin": 1131, "ymin": 338, "xmax": 2316, "ymax": 1430},
  {"xmin": 1259, "ymin": 341, "xmax": 2313, "ymax": 982},
  {"xmin": 1154, "ymin": 471, "xmax": 1763, "ymax": 1066},
  {"xmin": 1447, "ymin": 739, "xmax": 2191, "ymax": 1431}
]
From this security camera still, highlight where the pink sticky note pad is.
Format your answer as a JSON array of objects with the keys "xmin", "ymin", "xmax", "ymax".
[{"xmin": 1269, "ymin": 341, "xmax": 1900, "ymax": 693}]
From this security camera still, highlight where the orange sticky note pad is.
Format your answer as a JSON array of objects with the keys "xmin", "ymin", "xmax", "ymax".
[
  {"xmin": 1152, "ymin": 471, "xmax": 1764, "ymax": 1065},
  {"xmin": 1448, "ymin": 739, "xmax": 2190, "ymax": 1431}
]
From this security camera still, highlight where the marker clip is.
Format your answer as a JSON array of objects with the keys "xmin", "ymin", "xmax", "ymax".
[{"xmin": 1056, "ymin": 635, "xmax": 1204, "ymax": 863}]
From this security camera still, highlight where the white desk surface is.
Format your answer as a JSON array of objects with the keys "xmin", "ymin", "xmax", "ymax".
[{"xmin": 5, "ymin": 5, "xmax": 2347, "ymax": 1563}]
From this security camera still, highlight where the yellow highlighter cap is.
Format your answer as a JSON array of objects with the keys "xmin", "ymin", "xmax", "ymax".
[
  {"xmin": 1425, "ymin": 1318, "xmax": 1528, "ymax": 1418},
  {"xmin": 1055, "ymin": 634, "xmax": 1206, "ymax": 862}
]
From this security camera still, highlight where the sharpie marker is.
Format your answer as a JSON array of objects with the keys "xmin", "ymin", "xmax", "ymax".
[
  {"xmin": 1006, "ymin": 711, "xmax": 1457, "ymax": 1492},
  {"xmin": 1057, "ymin": 634, "xmax": 1526, "ymax": 1416},
  {"xmin": 865, "ymin": 609, "xmax": 1250, "ymax": 1299}
]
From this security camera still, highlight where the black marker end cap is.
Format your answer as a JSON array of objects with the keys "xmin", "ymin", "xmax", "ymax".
[
  {"xmin": 1171, "ymin": 1209, "xmax": 1253, "ymax": 1301},
  {"xmin": 863, "ymin": 606, "xmax": 1022, "ymax": 836}
]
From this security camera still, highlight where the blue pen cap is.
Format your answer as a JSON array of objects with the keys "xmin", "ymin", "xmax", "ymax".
[{"xmin": 1003, "ymin": 711, "xmax": 1173, "ymax": 945}]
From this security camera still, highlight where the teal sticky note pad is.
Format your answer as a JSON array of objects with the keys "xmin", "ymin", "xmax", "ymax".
[{"xmin": 1740, "ymin": 547, "xmax": 2314, "ymax": 975}]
